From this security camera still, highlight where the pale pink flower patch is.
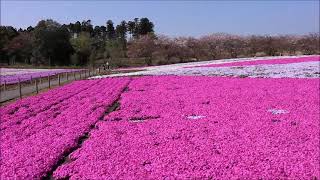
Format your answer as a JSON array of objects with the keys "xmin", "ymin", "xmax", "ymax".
[{"xmin": 187, "ymin": 55, "xmax": 320, "ymax": 68}]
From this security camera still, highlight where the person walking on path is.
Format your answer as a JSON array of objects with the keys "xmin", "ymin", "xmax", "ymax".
[{"xmin": 106, "ymin": 62, "xmax": 110, "ymax": 70}]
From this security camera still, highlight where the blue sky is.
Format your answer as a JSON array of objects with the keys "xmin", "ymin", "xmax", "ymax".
[{"xmin": 1, "ymin": 1, "xmax": 319, "ymax": 37}]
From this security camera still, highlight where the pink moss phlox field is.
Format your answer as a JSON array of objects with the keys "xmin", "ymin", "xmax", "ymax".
[
  {"xmin": 188, "ymin": 55, "xmax": 320, "ymax": 68},
  {"xmin": 0, "ymin": 78, "xmax": 130, "ymax": 179},
  {"xmin": 1, "ymin": 80, "xmax": 96, "ymax": 124},
  {"xmin": 53, "ymin": 76, "xmax": 319, "ymax": 179},
  {"xmin": 0, "ymin": 68, "xmax": 83, "ymax": 85}
]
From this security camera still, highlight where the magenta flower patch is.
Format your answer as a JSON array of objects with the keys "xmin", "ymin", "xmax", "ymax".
[
  {"xmin": 0, "ymin": 78, "xmax": 130, "ymax": 179},
  {"xmin": 52, "ymin": 76, "xmax": 320, "ymax": 179}
]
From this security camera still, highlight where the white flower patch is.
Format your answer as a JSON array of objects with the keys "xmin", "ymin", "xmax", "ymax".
[
  {"xmin": 186, "ymin": 115, "xmax": 206, "ymax": 120},
  {"xmin": 268, "ymin": 109, "xmax": 289, "ymax": 115},
  {"xmin": 90, "ymin": 55, "xmax": 319, "ymax": 79}
]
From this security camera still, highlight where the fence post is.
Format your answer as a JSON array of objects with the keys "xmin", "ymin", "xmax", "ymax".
[
  {"xmin": 89, "ymin": 69, "xmax": 91, "ymax": 77},
  {"xmin": 74, "ymin": 72, "xmax": 76, "ymax": 80},
  {"xmin": 66, "ymin": 72, "xmax": 68, "ymax": 81},
  {"xmin": 30, "ymin": 75, "xmax": 33, "ymax": 84},
  {"xmin": 39, "ymin": 76, "xmax": 42, "ymax": 84},
  {"xmin": 98, "ymin": 67, "xmax": 101, "ymax": 75},
  {"xmin": 3, "ymin": 80, "xmax": 6, "ymax": 91},
  {"xmin": 35, "ymin": 79, "xmax": 39, "ymax": 94},
  {"xmin": 58, "ymin": 74, "xmax": 61, "ymax": 86},
  {"xmin": 18, "ymin": 78, "xmax": 22, "ymax": 99},
  {"xmin": 48, "ymin": 75, "xmax": 51, "ymax": 89}
]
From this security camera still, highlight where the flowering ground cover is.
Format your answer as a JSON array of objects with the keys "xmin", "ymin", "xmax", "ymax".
[
  {"xmin": 1, "ymin": 80, "xmax": 97, "ymax": 125},
  {"xmin": 0, "ymin": 78, "xmax": 131, "ymax": 179},
  {"xmin": 115, "ymin": 66, "xmax": 148, "ymax": 71},
  {"xmin": 1, "ymin": 55, "xmax": 319, "ymax": 179},
  {"xmin": 91, "ymin": 55, "xmax": 320, "ymax": 78},
  {"xmin": 187, "ymin": 55, "xmax": 320, "ymax": 68},
  {"xmin": 53, "ymin": 76, "xmax": 319, "ymax": 179},
  {"xmin": 0, "ymin": 68, "xmax": 83, "ymax": 85}
]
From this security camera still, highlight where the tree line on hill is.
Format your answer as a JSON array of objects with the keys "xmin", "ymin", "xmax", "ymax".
[
  {"xmin": 0, "ymin": 18, "xmax": 319, "ymax": 67},
  {"xmin": 0, "ymin": 18, "xmax": 154, "ymax": 66}
]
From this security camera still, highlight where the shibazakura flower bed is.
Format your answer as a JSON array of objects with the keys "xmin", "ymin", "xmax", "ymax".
[
  {"xmin": 90, "ymin": 55, "xmax": 320, "ymax": 78},
  {"xmin": 0, "ymin": 68, "xmax": 83, "ymax": 85},
  {"xmin": 0, "ymin": 75, "xmax": 319, "ymax": 179},
  {"xmin": 187, "ymin": 55, "xmax": 320, "ymax": 68},
  {"xmin": 0, "ymin": 78, "xmax": 131, "ymax": 179},
  {"xmin": 53, "ymin": 76, "xmax": 319, "ymax": 179}
]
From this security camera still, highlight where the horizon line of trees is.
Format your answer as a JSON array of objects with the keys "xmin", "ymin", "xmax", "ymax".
[{"xmin": 0, "ymin": 18, "xmax": 319, "ymax": 67}]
